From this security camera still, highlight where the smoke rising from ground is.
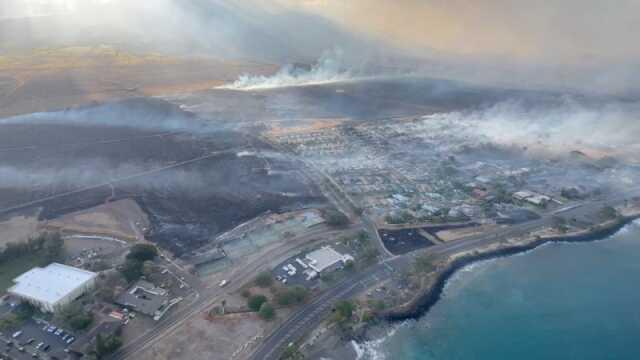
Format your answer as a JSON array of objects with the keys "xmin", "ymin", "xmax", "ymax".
[
  {"xmin": 2, "ymin": 0, "xmax": 640, "ymax": 94},
  {"xmin": 217, "ymin": 49, "xmax": 362, "ymax": 91},
  {"xmin": 423, "ymin": 98, "xmax": 640, "ymax": 160}
]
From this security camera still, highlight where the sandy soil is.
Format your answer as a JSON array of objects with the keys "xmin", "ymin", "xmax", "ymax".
[
  {"xmin": 0, "ymin": 213, "xmax": 40, "ymax": 250},
  {"xmin": 0, "ymin": 46, "xmax": 276, "ymax": 118},
  {"xmin": 137, "ymin": 300, "xmax": 294, "ymax": 360},
  {"xmin": 45, "ymin": 198, "xmax": 149, "ymax": 241},
  {"xmin": 436, "ymin": 224, "xmax": 497, "ymax": 242}
]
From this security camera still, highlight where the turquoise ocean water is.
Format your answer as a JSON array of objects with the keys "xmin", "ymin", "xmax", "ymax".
[{"xmin": 356, "ymin": 220, "xmax": 640, "ymax": 360}]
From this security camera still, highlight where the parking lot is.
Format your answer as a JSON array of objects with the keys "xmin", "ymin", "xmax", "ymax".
[
  {"xmin": 1, "ymin": 319, "xmax": 77, "ymax": 360},
  {"xmin": 272, "ymin": 243, "xmax": 355, "ymax": 288}
]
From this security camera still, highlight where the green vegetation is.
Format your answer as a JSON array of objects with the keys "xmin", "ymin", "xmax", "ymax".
[
  {"xmin": 120, "ymin": 258, "xmax": 144, "ymax": 282},
  {"xmin": 126, "ymin": 244, "xmax": 158, "ymax": 262},
  {"xmin": 551, "ymin": 216, "xmax": 570, "ymax": 233},
  {"xmin": 599, "ymin": 206, "xmax": 619, "ymax": 220},
  {"xmin": 0, "ymin": 253, "xmax": 43, "ymax": 294},
  {"xmin": 413, "ymin": 254, "xmax": 437, "ymax": 274},
  {"xmin": 275, "ymin": 286, "xmax": 308, "ymax": 306},
  {"xmin": 254, "ymin": 271, "xmax": 273, "ymax": 288},
  {"xmin": 324, "ymin": 209, "xmax": 349, "ymax": 227},
  {"xmin": 281, "ymin": 343, "xmax": 305, "ymax": 360},
  {"xmin": 344, "ymin": 259, "xmax": 355, "ymax": 271},
  {"xmin": 90, "ymin": 333, "xmax": 123, "ymax": 359},
  {"xmin": 247, "ymin": 294, "xmax": 268, "ymax": 312},
  {"xmin": 385, "ymin": 210, "xmax": 415, "ymax": 225},
  {"xmin": 58, "ymin": 303, "xmax": 94, "ymax": 330},
  {"xmin": 0, "ymin": 314, "xmax": 21, "ymax": 331},
  {"xmin": 119, "ymin": 244, "xmax": 158, "ymax": 283},
  {"xmin": 0, "ymin": 232, "xmax": 65, "ymax": 293},
  {"xmin": 368, "ymin": 299, "xmax": 387, "ymax": 312},
  {"xmin": 333, "ymin": 300, "xmax": 355, "ymax": 323},
  {"xmin": 258, "ymin": 302, "xmax": 275, "ymax": 320}
]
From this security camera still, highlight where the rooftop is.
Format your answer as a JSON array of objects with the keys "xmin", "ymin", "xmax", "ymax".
[
  {"xmin": 305, "ymin": 246, "xmax": 353, "ymax": 273},
  {"xmin": 115, "ymin": 280, "xmax": 168, "ymax": 316},
  {"xmin": 8, "ymin": 263, "xmax": 97, "ymax": 305}
]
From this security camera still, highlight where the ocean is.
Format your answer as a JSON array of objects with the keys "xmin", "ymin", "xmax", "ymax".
[{"xmin": 355, "ymin": 220, "xmax": 640, "ymax": 360}]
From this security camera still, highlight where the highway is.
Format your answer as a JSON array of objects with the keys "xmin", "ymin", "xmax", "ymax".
[
  {"xmin": 108, "ymin": 224, "xmax": 362, "ymax": 360},
  {"xmin": 248, "ymin": 191, "xmax": 640, "ymax": 360}
]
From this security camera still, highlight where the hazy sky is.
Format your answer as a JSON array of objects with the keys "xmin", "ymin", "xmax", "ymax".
[{"xmin": 2, "ymin": 0, "xmax": 639, "ymax": 93}]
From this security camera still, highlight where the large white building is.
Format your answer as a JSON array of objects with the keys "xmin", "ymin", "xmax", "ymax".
[
  {"xmin": 8, "ymin": 263, "xmax": 97, "ymax": 313},
  {"xmin": 305, "ymin": 246, "xmax": 354, "ymax": 273}
]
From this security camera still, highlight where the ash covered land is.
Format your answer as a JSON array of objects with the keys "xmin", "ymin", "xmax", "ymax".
[{"xmin": 1, "ymin": 2, "xmax": 640, "ymax": 360}]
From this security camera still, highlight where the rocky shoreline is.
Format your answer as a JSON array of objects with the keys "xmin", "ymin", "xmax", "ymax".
[
  {"xmin": 381, "ymin": 213, "xmax": 640, "ymax": 323},
  {"xmin": 305, "ymin": 210, "xmax": 640, "ymax": 359}
]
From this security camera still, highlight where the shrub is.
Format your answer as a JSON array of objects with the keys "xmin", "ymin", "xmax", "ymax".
[
  {"xmin": 126, "ymin": 244, "xmax": 158, "ymax": 262},
  {"xmin": 247, "ymin": 295, "xmax": 268, "ymax": 312},
  {"xmin": 258, "ymin": 302, "xmax": 275, "ymax": 320},
  {"xmin": 324, "ymin": 209, "xmax": 349, "ymax": 227},
  {"xmin": 254, "ymin": 272, "xmax": 273, "ymax": 288},
  {"xmin": 275, "ymin": 286, "xmax": 308, "ymax": 306},
  {"xmin": 120, "ymin": 259, "xmax": 143, "ymax": 282},
  {"xmin": 334, "ymin": 300, "xmax": 355, "ymax": 323}
]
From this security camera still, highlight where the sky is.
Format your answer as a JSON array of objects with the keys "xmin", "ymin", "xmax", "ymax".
[{"xmin": 2, "ymin": 0, "xmax": 639, "ymax": 94}]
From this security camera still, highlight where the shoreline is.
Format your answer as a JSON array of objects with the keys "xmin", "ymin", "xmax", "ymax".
[
  {"xmin": 304, "ymin": 211, "xmax": 640, "ymax": 359},
  {"xmin": 381, "ymin": 214, "xmax": 640, "ymax": 323}
]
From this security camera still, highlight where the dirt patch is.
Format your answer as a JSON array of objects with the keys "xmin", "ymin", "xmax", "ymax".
[
  {"xmin": 45, "ymin": 199, "xmax": 149, "ymax": 241},
  {"xmin": 0, "ymin": 47, "xmax": 276, "ymax": 118},
  {"xmin": 436, "ymin": 225, "xmax": 497, "ymax": 242},
  {"xmin": 0, "ymin": 213, "xmax": 40, "ymax": 250},
  {"xmin": 137, "ymin": 308, "xmax": 291, "ymax": 360}
]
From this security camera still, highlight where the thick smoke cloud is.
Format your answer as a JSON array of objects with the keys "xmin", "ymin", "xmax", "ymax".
[
  {"xmin": 421, "ymin": 98, "xmax": 640, "ymax": 161},
  {"xmin": 2, "ymin": 0, "xmax": 639, "ymax": 94}
]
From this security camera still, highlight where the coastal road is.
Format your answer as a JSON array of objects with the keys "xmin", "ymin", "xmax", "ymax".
[
  {"xmin": 109, "ymin": 224, "xmax": 363, "ymax": 360},
  {"xmin": 248, "ymin": 192, "xmax": 640, "ymax": 360}
]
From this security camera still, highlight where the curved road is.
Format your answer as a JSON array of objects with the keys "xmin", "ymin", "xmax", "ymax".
[{"xmin": 249, "ymin": 192, "xmax": 640, "ymax": 360}]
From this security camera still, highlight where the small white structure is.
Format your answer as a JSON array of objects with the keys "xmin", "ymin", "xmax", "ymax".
[
  {"xmin": 513, "ymin": 190, "xmax": 551, "ymax": 206},
  {"xmin": 8, "ymin": 263, "xmax": 97, "ymax": 313},
  {"xmin": 305, "ymin": 246, "xmax": 354, "ymax": 273}
]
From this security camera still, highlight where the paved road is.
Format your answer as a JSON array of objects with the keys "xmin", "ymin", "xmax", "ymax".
[
  {"xmin": 249, "ymin": 192, "xmax": 640, "ymax": 360},
  {"xmin": 109, "ymin": 224, "xmax": 362, "ymax": 360}
]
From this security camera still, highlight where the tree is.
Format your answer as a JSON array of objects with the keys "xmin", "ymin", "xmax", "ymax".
[
  {"xmin": 126, "ymin": 244, "xmax": 158, "ymax": 262},
  {"xmin": 59, "ymin": 304, "xmax": 94, "ymax": 330},
  {"xmin": 254, "ymin": 272, "xmax": 273, "ymax": 288},
  {"xmin": 324, "ymin": 209, "xmax": 349, "ymax": 227},
  {"xmin": 247, "ymin": 295, "xmax": 268, "ymax": 312},
  {"xmin": 94, "ymin": 333, "xmax": 123, "ymax": 359},
  {"xmin": 120, "ymin": 259, "xmax": 144, "ymax": 282},
  {"xmin": 42, "ymin": 232, "xmax": 65, "ymax": 263},
  {"xmin": 0, "ymin": 314, "xmax": 20, "ymax": 331},
  {"xmin": 334, "ymin": 300, "xmax": 355, "ymax": 323},
  {"xmin": 142, "ymin": 260, "xmax": 155, "ymax": 277},
  {"xmin": 275, "ymin": 286, "xmax": 308, "ymax": 306},
  {"xmin": 344, "ymin": 259, "xmax": 355, "ymax": 272},
  {"xmin": 551, "ymin": 216, "xmax": 569, "ymax": 233},
  {"xmin": 258, "ymin": 302, "xmax": 275, "ymax": 320}
]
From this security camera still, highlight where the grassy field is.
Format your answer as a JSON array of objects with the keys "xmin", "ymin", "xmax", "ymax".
[{"xmin": 0, "ymin": 254, "xmax": 43, "ymax": 295}]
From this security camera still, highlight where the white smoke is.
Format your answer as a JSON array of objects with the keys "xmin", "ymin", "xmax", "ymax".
[
  {"xmin": 419, "ymin": 98, "xmax": 640, "ymax": 160},
  {"xmin": 218, "ymin": 49, "xmax": 363, "ymax": 91}
]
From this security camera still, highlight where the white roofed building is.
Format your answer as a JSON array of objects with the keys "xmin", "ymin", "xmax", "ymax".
[
  {"xmin": 305, "ymin": 246, "xmax": 354, "ymax": 273},
  {"xmin": 8, "ymin": 263, "xmax": 97, "ymax": 313}
]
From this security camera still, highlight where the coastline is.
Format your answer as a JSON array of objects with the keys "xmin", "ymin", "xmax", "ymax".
[
  {"xmin": 381, "ymin": 213, "xmax": 640, "ymax": 322},
  {"xmin": 303, "ymin": 209, "xmax": 640, "ymax": 359}
]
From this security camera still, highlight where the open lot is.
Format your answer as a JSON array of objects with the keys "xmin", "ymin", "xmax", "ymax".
[{"xmin": 1, "ymin": 319, "xmax": 77, "ymax": 359}]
